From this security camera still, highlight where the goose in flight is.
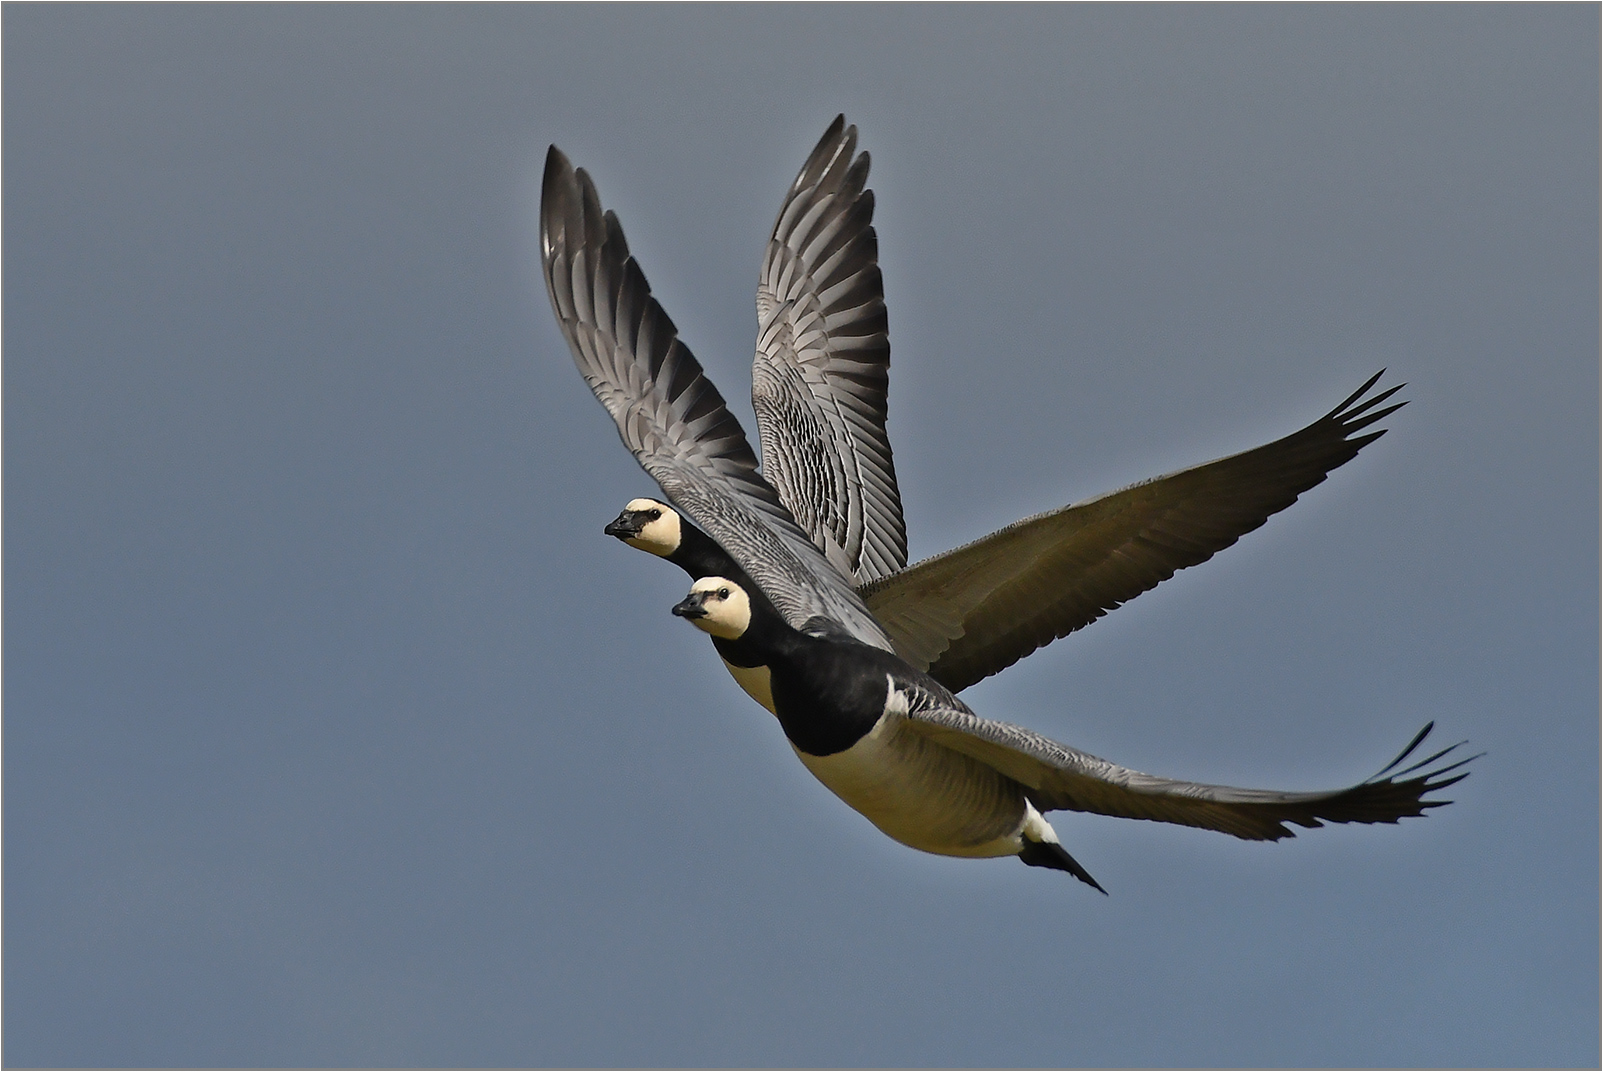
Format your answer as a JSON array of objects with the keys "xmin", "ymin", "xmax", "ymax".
[
  {"xmin": 607, "ymin": 361, "xmax": 1401, "ymax": 694},
  {"xmin": 538, "ymin": 124, "xmax": 1472, "ymax": 886},
  {"xmin": 670, "ymin": 574, "xmax": 1471, "ymax": 890},
  {"xmin": 545, "ymin": 117, "xmax": 1404, "ymax": 693}
]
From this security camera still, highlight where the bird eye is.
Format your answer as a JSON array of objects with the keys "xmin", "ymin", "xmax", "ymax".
[
  {"xmin": 647, "ymin": 509, "xmax": 661, "ymax": 520},
  {"xmin": 718, "ymin": 588, "xmax": 730, "ymax": 599}
]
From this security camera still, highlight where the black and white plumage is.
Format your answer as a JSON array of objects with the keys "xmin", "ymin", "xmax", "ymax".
[
  {"xmin": 545, "ymin": 116, "xmax": 903, "ymax": 600},
  {"xmin": 541, "ymin": 133, "xmax": 895, "ymax": 652},
  {"xmin": 605, "ymin": 374, "xmax": 1405, "ymax": 693},
  {"xmin": 542, "ymin": 120, "xmax": 1472, "ymax": 887},
  {"xmin": 671, "ymin": 576, "xmax": 1472, "ymax": 890},
  {"xmin": 604, "ymin": 496, "xmax": 776, "ymax": 711},
  {"xmin": 558, "ymin": 120, "xmax": 1405, "ymax": 693}
]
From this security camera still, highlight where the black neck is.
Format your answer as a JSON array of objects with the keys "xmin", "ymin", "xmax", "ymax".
[
  {"xmin": 723, "ymin": 589, "xmax": 898, "ymax": 756},
  {"xmin": 667, "ymin": 519, "xmax": 746, "ymax": 584}
]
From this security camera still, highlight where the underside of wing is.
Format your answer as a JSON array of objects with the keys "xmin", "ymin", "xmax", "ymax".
[
  {"xmin": 861, "ymin": 373, "xmax": 1407, "ymax": 690},
  {"xmin": 540, "ymin": 146, "xmax": 893, "ymax": 649},
  {"xmin": 901, "ymin": 709, "xmax": 1474, "ymax": 841},
  {"xmin": 752, "ymin": 115, "xmax": 906, "ymax": 586}
]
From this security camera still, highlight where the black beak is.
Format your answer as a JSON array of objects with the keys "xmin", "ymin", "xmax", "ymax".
[
  {"xmin": 604, "ymin": 511, "xmax": 643, "ymax": 540},
  {"xmin": 671, "ymin": 593, "xmax": 707, "ymax": 620}
]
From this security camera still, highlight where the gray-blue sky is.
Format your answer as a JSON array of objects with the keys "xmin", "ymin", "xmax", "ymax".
[{"xmin": 5, "ymin": 6, "xmax": 1596, "ymax": 1067}]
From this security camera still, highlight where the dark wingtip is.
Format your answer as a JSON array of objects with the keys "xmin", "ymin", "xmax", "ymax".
[
  {"xmin": 1331, "ymin": 369, "xmax": 1388, "ymax": 415},
  {"xmin": 793, "ymin": 115, "xmax": 853, "ymax": 194},
  {"xmin": 1345, "ymin": 381, "xmax": 1406, "ymax": 417},
  {"xmin": 1326, "ymin": 369, "xmax": 1410, "ymax": 428},
  {"xmin": 540, "ymin": 147, "xmax": 579, "ymax": 259},
  {"xmin": 1371, "ymin": 722, "xmax": 1435, "ymax": 780},
  {"xmin": 1342, "ymin": 399, "xmax": 1409, "ymax": 437},
  {"xmin": 818, "ymin": 114, "xmax": 847, "ymax": 157},
  {"xmin": 542, "ymin": 146, "xmax": 574, "ymax": 205},
  {"xmin": 1352, "ymin": 726, "xmax": 1480, "ymax": 822}
]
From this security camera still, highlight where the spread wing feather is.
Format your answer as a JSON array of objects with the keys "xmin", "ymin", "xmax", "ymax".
[
  {"xmin": 753, "ymin": 116, "xmax": 907, "ymax": 586},
  {"xmin": 862, "ymin": 373, "xmax": 1407, "ymax": 689},
  {"xmin": 900, "ymin": 709, "xmax": 1474, "ymax": 841},
  {"xmin": 540, "ymin": 146, "xmax": 893, "ymax": 649}
]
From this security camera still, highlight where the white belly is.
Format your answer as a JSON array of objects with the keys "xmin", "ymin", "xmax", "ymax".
[{"xmin": 793, "ymin": 711, "xmax": 1029, "ymax": 858}]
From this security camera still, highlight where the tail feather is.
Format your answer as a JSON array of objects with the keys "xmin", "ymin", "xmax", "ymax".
[{"xmin": 1019, "ymin": 838, "xmax": 1108, "ymax": 895}]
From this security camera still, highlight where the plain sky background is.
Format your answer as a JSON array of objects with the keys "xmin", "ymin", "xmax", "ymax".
[{"xmin": 6, "ymin": 6, "xmax": 1597, "ymax": 1068}]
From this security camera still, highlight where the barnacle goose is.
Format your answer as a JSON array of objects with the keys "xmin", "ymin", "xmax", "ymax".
[
  {"xmin": 539, "ymin": 120, "xmax": 1471, "ymax": 884},
  {"xmin": 566, "ymin": 118, "xmax": 1405, "ymax": 693},
  {"xmin": 610, "ymin": 363, "xmax": 1400, "ymax": 692},
  {"xmin": 670, "ymin": 575, "xmax": 1471, "ymax": 890},
  {"xmin": 605, "ymin": 498, "xmax": 777, "ymax": 710}
]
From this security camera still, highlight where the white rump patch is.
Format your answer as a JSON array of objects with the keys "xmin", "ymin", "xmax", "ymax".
[
  {"xmin": 1021, "ymin": 799, "xmax": 1060, "ymax": 846},
  {"xmin": 884, "ymin": 675, "xmax": 912, "ymax": 717}
]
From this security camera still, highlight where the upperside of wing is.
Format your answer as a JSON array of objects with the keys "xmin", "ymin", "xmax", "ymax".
[
  {"xmin": 540, "ymin": 146, "xmax": 893, "ymax": 649},
  {"xmin": 862, "ymin": 373, "xmax": 1407, "ymax": 690},
  {"xmin": 900, "ymin": 709, "xmax": 1475, "ymax": 841},
  {"xmin": 752, "ymin": 115, "xmax": 907, "ymax": 586}
]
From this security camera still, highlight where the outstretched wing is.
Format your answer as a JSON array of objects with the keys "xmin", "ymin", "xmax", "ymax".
[
  {"xmin": 540, "ymin": 146, "xmax": 893, "ymax": 649},
  {"xmin": 752, "ymin": 116, "xmax": 906, "ymax": 586},
  {"xmin": 901, "ymin": 710, "xmax": 1475, "ymax": 841},
  {"xmin": 862, "ymin": 373, "xmax": 1407, "ymax": 690}
]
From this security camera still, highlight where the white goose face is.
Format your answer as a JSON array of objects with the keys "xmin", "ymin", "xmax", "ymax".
[
  {"xmin": 605, "ymin": 497, "xmax": 681, "ymax": 557},
  {"xmin": 670, "ymin": 576, "xmax": 752, "ymax": 640}
]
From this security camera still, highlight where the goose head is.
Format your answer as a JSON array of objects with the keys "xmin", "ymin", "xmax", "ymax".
[
  {"xmin": 671, "ymin": 576, "xmax": 752, "ymax": 640},
  {"xmin": 604, "ymin": 497, "xmax": 681, "ymax": 556}
]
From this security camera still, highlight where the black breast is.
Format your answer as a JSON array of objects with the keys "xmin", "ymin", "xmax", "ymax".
[
  {"xmin": 768, "ymin": 637, "xmax": 901, "ymax": 757},
  {"xmin": 711, "ymin": 634, "xmax": 762, "ymax": 670}
]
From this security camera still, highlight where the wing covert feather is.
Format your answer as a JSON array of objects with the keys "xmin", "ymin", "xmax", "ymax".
[
  {"xmin": 753, "ymin": 116, "xmax": 907, "ymax": 586},
  {"xmin": 863, "ymin": 373, "xmax": 1407, "ymax": 689},
  {"xmin": 540, "ymin": 146, "xmax": 893, "ymax": 648}
]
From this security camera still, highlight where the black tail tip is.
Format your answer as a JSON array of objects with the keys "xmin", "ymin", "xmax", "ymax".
[{"xmin": 1020, "ymin": 839, "xmax": 1108, "ymax": 895}]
